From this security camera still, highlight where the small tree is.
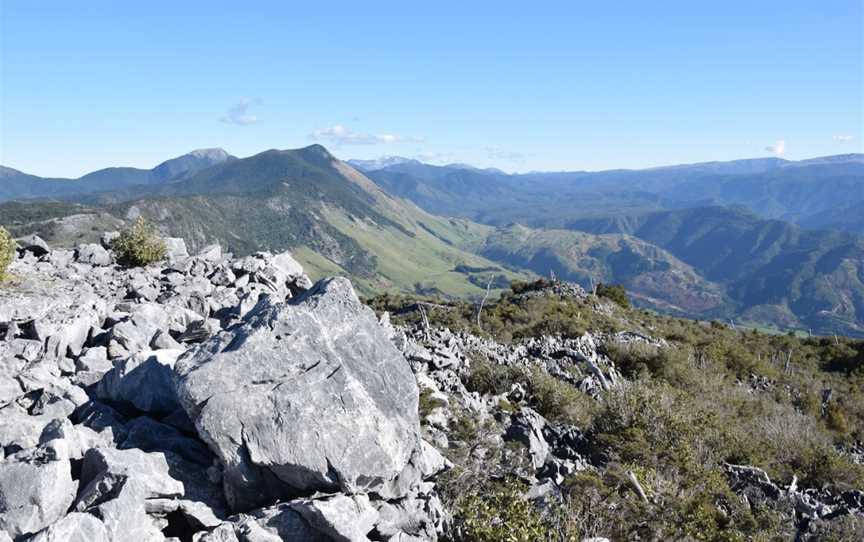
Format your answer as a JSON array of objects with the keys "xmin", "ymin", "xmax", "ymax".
[
  {"xmin": 111, "ymin": 217, "xmax": 167, "ymax": 266},
  {"xmin": 0, "ymin": 226, "xmax": 15, "ymax": 280},
  {"xmin": 596, "ymin": 283, "xmax": 630, "ymax": 308}
]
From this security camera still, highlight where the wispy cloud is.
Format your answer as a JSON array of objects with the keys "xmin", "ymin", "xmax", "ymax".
[
  {"xmin": 765, "ymin": 140, "xmax": 785, "ymax": 156},
  {"xmin": 219, "ymin": 98, "xmax": 260, "ymax": 125},
  {"xmin": 414, "ymin": 151, "xmax": 455, "ymax": 164},
  {"xmin": 309, "ymin": 125, "xmax": 424, "ymax": 146},
  {"xmin": 485, "ymin": 146, "xmax": 525, "ymax": 162},
  {"xmin": 833, "ymin": 135, "xmax": 855, "ymax": 142}
]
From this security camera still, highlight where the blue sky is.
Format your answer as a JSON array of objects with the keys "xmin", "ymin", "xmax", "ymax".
[{"xmin": 1, "ymin": 1, "xmax": 861, "ymax": 176}]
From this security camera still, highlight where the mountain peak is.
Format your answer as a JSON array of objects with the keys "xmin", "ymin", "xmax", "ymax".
[
  {"xmin": 186, "ymin": 148, "xmax": 231, "ymax": 160},
  {"xmin": 151, "ymin": 148, "xmax": 235, "ymax": 181},
  {"xmin": 0, "ymin": 165, "xmax": 24, "ymax": 178},
  {"xmin": 298, "ymin": 144, "xmax": 334, "ymax": 157}
]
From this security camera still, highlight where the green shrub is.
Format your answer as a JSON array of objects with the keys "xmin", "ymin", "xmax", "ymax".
[
  {"xmin": 826, "ymin": 401, "xmax": 850, "ymax": 434},
  {"xmin": 596, "ymin": 283, "xmax": 629, "ymax": 308},
  {"xmin": 464, "ymin": 357, "xmax": 527, "ymax": 396},
  {"xmin": 509, "ymin": 278, "xmax": 553, "ymax": 295},
  {"xmin": 419, "ymin": 387, "xmax": 446, "ymax": 418},
  {"xmin": 528, "ymin": 369, "xmax": 597, "ymax": 426},
  {"xmin": 452, "ymin": 478, "xmax": 556, "ymax": 542},
  {"xmin": 0, "ymin": 227, "xmax": 15, "ymax": 281},
  {"xmin": 111, "ymin": 217, "xmax": 167, "ymax": 266},
  {"xmin": 604, "ymin": 342, "xmax": 695, "ymax": 385}
]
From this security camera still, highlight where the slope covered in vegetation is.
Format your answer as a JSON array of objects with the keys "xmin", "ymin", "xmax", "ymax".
[{"xmin": 369, "ymin": 279, "xmax": 864, "ymax": 540}]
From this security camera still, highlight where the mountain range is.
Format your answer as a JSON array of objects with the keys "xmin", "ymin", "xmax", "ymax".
[
  {"xmin": 353, "ymin": 153, "xmax": 864, "ymax": 235},
  {"xmin": 2, "ymin": 147, "xmax": 863, "ymax": 335}
]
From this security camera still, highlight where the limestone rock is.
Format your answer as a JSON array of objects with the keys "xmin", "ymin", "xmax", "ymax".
[
  {"xmin": 18, "ymin": 234, "xmax": 50, "ymax": 257},
  {"xmin": 28, "ymin": 512, "xmax": 111, "ymax": 542},
  {"xmin": 97, "ymin": 349, "xmax": 183, "ymax": 415},
  {"xmin": 164, "ymin": 237, "xmax": 189, "ymax": 261},
  {"xmin": 290, "ymin": 494, "xmax": 379, "ymax": 542},
  {"xmin": 0, "ymin": 440, "xmax": 76, "ymax": 539},
  {"xmin": 75, "ymin": 243, "xmax": 112, "ymax": 266},
  {"xmin": 504, "ymin": 408, "xmax": 550, "ymax": 470},
  {"xmin": 174, "ymin": 278, "xmax": 422, "ymax": 512},
  {"xmin": 108, "ymin": 303, "xmax": 171, "ymax": 357}
]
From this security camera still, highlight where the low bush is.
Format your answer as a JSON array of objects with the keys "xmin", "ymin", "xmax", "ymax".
[
  {"xmin": 596, "ymin": 282, "xmax": 629, "ymax": 308},
  {"xmin": 451, "ymin": 478, "xmax": 556, "ymax": 542},
  {"xmin": 463, "ymin": 357, "xmax": 527, "ymax": 396},
  {"xmin": 111, "ymin": 217, "xmax": 167, "ymax": 266},
  {"xmin": 528, "ymin": 369, "xmax": 597, "ymax": 426},
  {"xmin": 0, "ymin": 226, "xmax": 15, "ymax": 281},
  {"xmin": 419, "ymin": 387, "xmax": 447, "ymax": 418}
]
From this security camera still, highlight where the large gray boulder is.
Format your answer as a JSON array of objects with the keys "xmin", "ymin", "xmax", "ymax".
[
  {"xmin": 290, "ymin": 494, "xmax": 379, "ymax": 542},
  {"xmin": 108, "ymin": 303, "xmax": 171, "ymax": 357},
  {"xmin": 504, "ymin": 408, "xmax": 550, "ymax": 470},
  {"xmin": 75, "ymin": 243, "xmax": 112, "ymax": 266},
  {"xmin": 28, "ymin": 512, "xmax": 110, "ymax": 542},
  {"xmin": 96, "ymin": 349, "xmax": 184, "ymax": 415},
  {"xmin": 204, "ymin": 504, "xmax": 322, "ymax": 541},
  {"xmin": 163, "ymin": 237, "xmax": 189, "ymax": 261},
  {"xmin": 0, "ymin": 440, "xmax": 77, "ymax": 539},
  {"xmin": 174, "ymin": 277, "xmax": 422, "ymax": 512},
  {"xmin": 18, "ymin": 234, "xmax": 50, "ymax": 257}
]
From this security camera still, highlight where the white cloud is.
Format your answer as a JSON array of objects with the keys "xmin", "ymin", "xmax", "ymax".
[
  {"xmin": 485, "ymin": 146, "xmax": 525, "ymax": 162},
  {"xmin": 413, "ymin": 151, "xmax": 455, "ymax": 163},
  {"xmin": 765, "ymin": 140, "xmax": 785, "ymax": 156},
  {"xmin": 833, "ymin": 135, "xmax": 855, "ymax": 142},
  {"xmin": 309, "ymin": 125, "xmax": 424, "ymax": 146},
  {"xmin": 219, "ymin": 98, "xmax": 260, "ymax": 125}
]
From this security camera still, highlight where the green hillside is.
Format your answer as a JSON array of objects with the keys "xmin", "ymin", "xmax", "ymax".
[
  {"xmin": 0, "ymin": 147, "xmax": 529, "ymax": 299},
  {"xmin": 480, "ymin": 224, "xmax": 729, "ymax": 317},
  {"xmin": 568, "ymin": 207, "xmax": 864, "ymax": 336}
]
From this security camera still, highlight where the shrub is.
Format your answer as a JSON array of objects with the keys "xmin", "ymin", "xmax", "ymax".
[
  {"xmin": 451, "ymin": 478, "xmax": 555, "ymax": 542},
  {"xmin": 0, "ymin": 226, "xmax": 14, "ymax": 280},
  {"xmin": 464, "ymin": 357, "xmax": 527, "ymax": 396},
  {"xmin": 528, "ymin": 369, "xmax": 597, "ymax": 426},
  {"xmin": 826, "ymin": 401, "xmax": 850, "ymax": 434},
  {"xmin": 419, "ymin": 387, "xmax": 446, "ymax": 418},
  {"xmin": 604, "ymin": 341, "xmax": 694, "ymax": 385},
  {"xmin": 596, "ymin": 283, "xmax": 629, "ymax": 308},
  {"xmin": 111, "ymin": 217, "xmax": 167, "ymax": 266},
  {"xmin": 509, "ymin": 278, "xmax": 553, "ymax": 295}
]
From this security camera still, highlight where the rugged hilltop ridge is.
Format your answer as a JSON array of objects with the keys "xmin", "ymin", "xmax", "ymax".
[
  {"xmin": 0, "ymin": 237, "xmax": 446, "ymax": 541},
  {"xmin": 1, "ymin": 235, "xmax": 864, "ymax": 540}
]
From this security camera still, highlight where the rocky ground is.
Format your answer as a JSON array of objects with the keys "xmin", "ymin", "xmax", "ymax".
[
  {"xmin": 0, "ymin": 234, "xmax": 862, "ymax": 541},
  {"xmin": 0, "ymin": 235, "xmax": 445, "ymax": 541}
]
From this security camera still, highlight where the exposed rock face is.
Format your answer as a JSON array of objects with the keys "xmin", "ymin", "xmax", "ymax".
[{"xmin": 174, "ymin": 277, "xmax": 422, "ymax": 512}]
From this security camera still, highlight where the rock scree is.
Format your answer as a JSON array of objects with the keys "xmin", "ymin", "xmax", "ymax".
[{"xmin": 0, "ymin": 236, "xmax": 445, "ymax": 541}]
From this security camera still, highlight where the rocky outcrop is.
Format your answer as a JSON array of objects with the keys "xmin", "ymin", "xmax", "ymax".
[
  {"xmin": 0, "ymin": 239, "xmax": 444, "ymax": 541},
  {"xmin": 174, "ymin": 277, "xmax": 427, "ymax": 512},
  {"xmin": 724, "ymin": 463, "xmax": 864, "ymax": 534}
]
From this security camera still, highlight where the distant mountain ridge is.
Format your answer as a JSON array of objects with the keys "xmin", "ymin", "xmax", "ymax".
[
  {"xmin": 0, "ymin": 148, "xmax": 235, "ymax": 201},
  {"xmin": 358, "ymin": 153, "xmax": 864, "ymax": 234},
  {"xmin": 1, "ymin": 145, "xmax": 529, "ymax": 299},
  {"xmin": 3, "ymin": 146, "xmax": 864, "ymax": 335}
]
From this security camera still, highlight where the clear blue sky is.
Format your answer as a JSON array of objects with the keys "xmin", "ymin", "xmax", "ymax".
[{"xmin": 1, "ymin": 0, "xmax": 861, "ymax": 176}]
